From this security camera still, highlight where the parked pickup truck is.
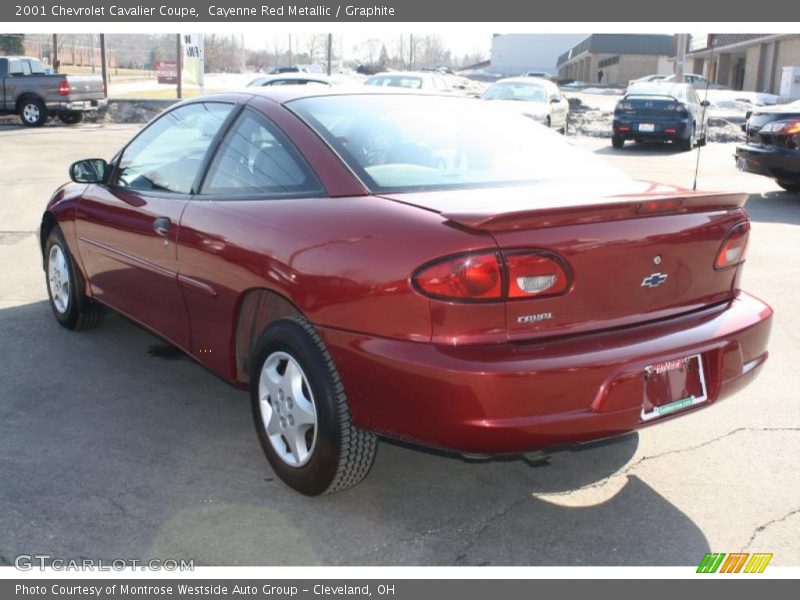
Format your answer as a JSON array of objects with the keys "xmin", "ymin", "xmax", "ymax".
[{"xmin": 1, "ymin": 56, "xmax": 107, "ymax": 127}]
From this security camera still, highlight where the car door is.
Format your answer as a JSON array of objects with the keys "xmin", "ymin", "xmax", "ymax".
[
  {"xmin": 176, "ymin": 106, "xmax": 327, "ymax": 378},
  {"xmin": 74, "ymin": 101, "xmax": 235, "ymax": 349}
]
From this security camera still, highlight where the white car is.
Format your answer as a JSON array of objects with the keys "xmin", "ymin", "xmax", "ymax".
[
  {"xmin": 481, "ymin": 77, "xmax": 570, "ymax": 133},
  {"xmin": 627, "ymin": 74, "xmax": 667, "ymax": 88},
  {"xmin": 364, "ymin": 71, "xmax": 452, "ymax": 92}
]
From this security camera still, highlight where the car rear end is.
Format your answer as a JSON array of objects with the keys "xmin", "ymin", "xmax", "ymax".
[
  {"xmin": 47, "ymin": 75, "xmax": 107, "ymax": 114},
  {"xmin": 288, "ymin": 93, "xmax": 772, "ymax": 455},
  {"xmin": 613, "ymin": 91, "xmax": 692, "ymax": 143},
  {"xmin": 327, "ymin": 189, "xmax": 771, "ymax": 454},
  {"xmin": 736, "ymin": 105, "xmax": 800, "ymax": 190}
]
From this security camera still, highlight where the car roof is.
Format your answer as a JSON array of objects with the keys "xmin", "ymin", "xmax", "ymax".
[
  {"xmin": 490, "ymin": 77, "xmax": 554, "ymax": 86},
  {"xmin": 366, "ymin": 71, "xmax": 439, "ymax": 79},
  {"xmin": 191, "ymin": 85, "xmax": 456, "ymax": 106},
  {"xmin": 249, "ymin": 73, "xmax": 331, "ymax": 85}
]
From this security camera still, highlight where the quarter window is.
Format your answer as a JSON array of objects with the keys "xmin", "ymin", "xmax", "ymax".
[
  {"xmin": 113, "ymin": 102, "xmax": 233, "ymax": 195},
  {"xmin": 201, "ymin": 109, "xmax": 322, "ymax": 197}
]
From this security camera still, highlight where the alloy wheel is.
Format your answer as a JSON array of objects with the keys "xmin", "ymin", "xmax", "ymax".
[{"xmin": 258, "ymin": 351, "xmax": 318, "ymax": 467}]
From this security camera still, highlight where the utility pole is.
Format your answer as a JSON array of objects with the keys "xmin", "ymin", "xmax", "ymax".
[
  {"xmin": 326, "ymin": 34, "xmax": 332, "ymax": 75},
  {"xmin": 90, "ymin": 34, "xmax": 96, "ymax": 73},
  {"xmin": 52, "ymin": 34, "xmax": 59, "ymax": 73},
  {"xmin": 675, "ymin": 33, "xmax": 687, "ymax": 79},
  {"xmin": 99, "ymin": 34, "xmax": 108, "ymax": 98},
  {"xmin": 288, "ymin": 34, "xmax": 292, "ymax": 67},
  {"xmin": 176, "ymin": 34, "xmax": 182, "ymax": 99}
]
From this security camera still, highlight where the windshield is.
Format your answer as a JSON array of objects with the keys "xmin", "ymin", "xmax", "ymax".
[
  {"xmin": 289, "ymin": 94, "xmax": 625, "ymax": 193},
  {"xmin": 483, "ymin": 81, "xmax": 548, "ymax": 102}
]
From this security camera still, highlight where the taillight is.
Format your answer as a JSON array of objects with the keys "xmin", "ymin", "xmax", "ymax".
[
  {"xmin": 506, "ymin": 251, "xmax": 570, "ymax": 298},
  {"xmin": 614, "ymin": 101, "xmax": 632, "ymax": 113},
  {"xmin": 58, "ymin": 81, "xmax": 70, "ymax": 96},
  {"xmin": 412, "ymin": 250, "xmax": 571, "ymax": 302},
  {"xmin": 413, "ymin": 251, "xmax": 502, "ymax": 301},
  {"xmin": 759, "ymin": 119, "xmax": 800, "ymax": 149},
  {"xmin": 714, "ymin": 222, "xmax": 750, "ymax": 270}
]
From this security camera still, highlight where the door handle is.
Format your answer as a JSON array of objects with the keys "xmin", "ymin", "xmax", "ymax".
[{"xmin": 153, "ymin": 216, "xmax": 171, "ymax": 237}]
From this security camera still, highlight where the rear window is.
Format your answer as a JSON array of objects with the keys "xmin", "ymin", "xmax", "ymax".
[
  {"xmin": 626, "ymin": 83, "xmax": 686, "ymax": 100},
  {"xmin": 289, "ymin": 94, "xmax": 626, "ymax": 193},
  {"xmin": 365, "ymin": 75, "xmax": 423, "ymax": 89}
]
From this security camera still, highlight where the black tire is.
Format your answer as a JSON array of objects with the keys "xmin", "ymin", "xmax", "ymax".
[
  {"xmin": 44, "ymin": 227, "xmax": 104, "ymax": 330},
  {"xmin": 250, "ymin": 315, "xmax": 377, "ymax": 496},
  {"xmin": 611, "ymin": 135, "xmax": 625, "ymax": 149},
  {"xmin": 59, "ymin": 111, "xmax": 83, "ymax": 125},
  {"xmin": 679, "ymin": 124, "xmax": 696, "ymax": 151},
  {"xmin": 19, "ymin": 97, "xmax": 47, "ymax": 127},
  {"xmin": 777, "ymin": 181, "xmax": 800, "ymax": 194}
]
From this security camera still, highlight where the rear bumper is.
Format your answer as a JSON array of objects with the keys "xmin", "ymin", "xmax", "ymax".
[
  {"xmin": 320, "ymin": 292, "xmax": 772, "ymax": 454},
  {"xmin": 46, "ymin": 98, "xmax": 108, "ymax": 112},
  {"xmin": 735, "ymin": 144, "xmax": 800, "ymax": 184},
  {"xmin": 613, "ymin": 117, "xmax": 691, "ymax": 140}
]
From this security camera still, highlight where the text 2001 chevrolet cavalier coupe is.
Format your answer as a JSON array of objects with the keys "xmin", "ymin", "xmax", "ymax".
[{"xmin": 40, "ymin": 88, "xmax": 772, "ymax": 495}]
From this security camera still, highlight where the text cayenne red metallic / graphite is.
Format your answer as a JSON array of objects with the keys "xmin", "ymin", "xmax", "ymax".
[{"xmin": 39, "ymin": 89, "xmax": 772, "ymax": 495}]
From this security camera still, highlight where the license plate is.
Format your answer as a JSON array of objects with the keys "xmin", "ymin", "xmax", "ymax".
[
  {"xmin": 83, "ymin": 101, "xmax": 91, "ymax": 109},
  {"xmin": 641, "ymin": 354, "xmax": 708, "ymax": 422},
  {"xmin": 638, "ymin": 123, "xmax": 655, "ymax": 132}
]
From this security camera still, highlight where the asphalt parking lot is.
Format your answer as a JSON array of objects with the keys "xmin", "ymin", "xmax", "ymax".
[{"xmin": 0, "ymin": 122, "xmax": 798, "ymax": 567}]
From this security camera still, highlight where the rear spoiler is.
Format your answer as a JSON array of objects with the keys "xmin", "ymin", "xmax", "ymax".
[{"xmin": 441, "ymin": 192, "xmax": 748, "ymax": 231}]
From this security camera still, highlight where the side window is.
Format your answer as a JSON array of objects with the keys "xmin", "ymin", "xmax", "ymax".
[
  {"xmin": 201, "ymin": 109, "xmax": 323, "ymax": 197},
  {"xmin": 27, "ymin": 59, "xmax": 45, "ymax": 74},
  {"xmin": 113, "ymin": 102, "xmax": 233, "ymax": 194},
  {"xmin": 9, "ymin": 60, "xmax": 30, "ymax": 76}
]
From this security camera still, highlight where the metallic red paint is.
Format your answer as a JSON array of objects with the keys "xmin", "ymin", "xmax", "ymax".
[{"xmin": 41, "ymin": 88, "xmax": 773, "ymax": 456}]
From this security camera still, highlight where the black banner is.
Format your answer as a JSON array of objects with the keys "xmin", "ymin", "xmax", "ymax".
[
  {"xmin": 4, "ymin": 0, "xmax": 800, "ymax": 22},
  {"xmin": 3, "ymin": 579, "xmax": 799, "ymax": 600}
]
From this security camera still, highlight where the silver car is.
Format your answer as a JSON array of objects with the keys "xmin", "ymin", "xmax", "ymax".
[{"xmin": 481, "ymin": 77, "xmax": 570, "ymax": 133}]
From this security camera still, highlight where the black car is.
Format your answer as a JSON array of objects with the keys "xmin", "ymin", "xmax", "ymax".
[
  {"xmin": 612, "ymin": 82, "xmax": 710, "ymax": 151},
  {"xmin": 735, "ymin": 101, "xmax": 800, "ymax": 194}
]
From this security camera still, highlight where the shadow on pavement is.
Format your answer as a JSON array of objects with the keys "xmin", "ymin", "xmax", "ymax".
[
  {"xmin": 0, "ymin": 300, "xmax": 710, "ymax": 566},
  {"xmin": 593, "ymin": 141, "xmax": 689, "ymax": 157},
  {"xmin": 745, "ymin": 191, "xmax": 800, "ymax": 225}
]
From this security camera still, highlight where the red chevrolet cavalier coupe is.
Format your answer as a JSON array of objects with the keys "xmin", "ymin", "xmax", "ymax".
[{"xmin": 40, "ymin": 88, "xmax": 772, "ymax": 495}]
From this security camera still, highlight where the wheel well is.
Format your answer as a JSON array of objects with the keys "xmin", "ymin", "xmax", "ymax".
[
  {"xmin": 39, "ymin": 212, "xmax": 57, "ymax": 266},
  {"xmin": 16, "ymin": 93, "xmax": 44, "ymax": 113},
  {"xmin": 234, "ymin": 289, "xmax": 301, "ymax": 383}
]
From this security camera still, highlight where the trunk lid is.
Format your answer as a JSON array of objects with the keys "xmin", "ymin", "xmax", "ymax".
[
  {"xmin": 62, "ymin": 74, "xmax": 105, "ymax": 99},
  {"xmin": 619, "ymin": 95, "xmax": 685, "ymax": 118},
  {"xmin": 382, "ymin": 182, "xmax": 747, "ymax": 340}
]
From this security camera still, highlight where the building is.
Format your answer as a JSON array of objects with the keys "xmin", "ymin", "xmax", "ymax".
[
  {"xmin": 490, "ymin": 34, "xmax": 586, "ymax": 76},
  {"xmin": 681, "ymin": 34, "xmax": 800, "ymax": 95},
  {"xmin": 557, "ymin": 34, "xmax": 674, "ymax": 85}
]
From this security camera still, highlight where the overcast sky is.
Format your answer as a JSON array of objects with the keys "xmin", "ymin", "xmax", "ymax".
[{"xmin": 243, "ymin": 32, "xmax": 493, "ymax": 61}]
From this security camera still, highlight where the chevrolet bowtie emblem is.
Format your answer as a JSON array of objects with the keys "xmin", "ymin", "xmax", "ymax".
[{"xmin": 641, "ymin": 272, "xmax": 668, "ymax": 287}]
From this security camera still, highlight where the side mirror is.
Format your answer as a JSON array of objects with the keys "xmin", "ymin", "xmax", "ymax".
[
  {"xmin": 69, "ymin": 158, "xmax": 108, "ymax": 184},
  {"xmin": 700, "ymin": 100, "xmax": 711, "ymax": 107}
]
